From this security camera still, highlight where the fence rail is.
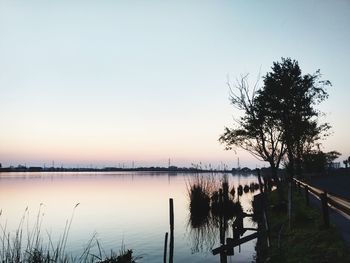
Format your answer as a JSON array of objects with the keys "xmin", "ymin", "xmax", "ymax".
[{"xmin": 293, "ymin": 178, "xmax": 350, "ymax": 227}]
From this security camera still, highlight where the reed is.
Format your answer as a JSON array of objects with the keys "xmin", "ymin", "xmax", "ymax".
[
  {"xmin": 0, "ymin": 206, "xmax": 138, "ymax": 263},
  {"xmin": 97, "ymin": 244, "xmax": 141, "ymax": 263},
  {"xmin": 186, "ymin": 174, "xmax": 218, "ymax": 227}
]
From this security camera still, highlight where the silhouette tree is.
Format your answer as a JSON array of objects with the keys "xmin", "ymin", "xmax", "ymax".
[
  {"xmin": 325, "ymin": 151, "xmax": 341, "ymax": 166},
  {"xmin": 219, "ymin": 74, "xmax": 286, "ymax": 195},
  {"xmin": 220, "ymin": 58, "xmax": 331, "ymax": 208},
  {"xmin": 258, "ymin": 58, "xmax": 331, "ymax": 179},
  {"xmin": 303, "ymin": 150, "xmax": 340, "ymax": 173},
  {"xmin": 346, "ymin": 156, "xmax": 350, "ymax": 168},
  {"xmin": 345, "ymin": 156, "xmax": 350, "ymax": 169}
]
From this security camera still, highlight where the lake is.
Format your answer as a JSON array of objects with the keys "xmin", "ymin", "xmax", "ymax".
[{"xmin": 0, "ymin": 171, "xmax": 259, "ymax": 262}]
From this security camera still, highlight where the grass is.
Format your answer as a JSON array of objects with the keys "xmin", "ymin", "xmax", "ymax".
[
  {"xmin": 186, "ymin": 174, "xmax": 237, "ymax": 252},
  {"xmin": 186, "ymin": 173, "xmax": 264, "ymax": 254},
  {"xmin": 186, "ymin": 174, "xmax": 217, "ymax": 228},
  {"xmin": 96, "ymin": 245, "xmax": 140, "ymax": 263},
  {"xmin": 187, "ymin": 174, "xmax": 260, "ymax": 226},
  {"xmin": 266, "ymin": 185, "xmax": 350, "ymax": 263},
  {"xmin": 0, "ymin": 205, "xmax": 139, "ymax": 263}
]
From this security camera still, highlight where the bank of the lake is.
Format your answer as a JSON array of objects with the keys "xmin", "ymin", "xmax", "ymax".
[{"xmin": 265, "ymin": 186, "xmax": 350, "ymax": 263}]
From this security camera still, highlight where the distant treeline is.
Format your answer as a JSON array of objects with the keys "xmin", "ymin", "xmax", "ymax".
[
  {"xmin": 1, "ymin": 164, "xmax": 345, "ymax": 175},
  {"xmin": 0, "ymin": 165, "xmax": 258, "ymax": 174}
]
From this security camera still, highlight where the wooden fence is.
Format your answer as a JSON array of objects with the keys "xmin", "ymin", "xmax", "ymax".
[{"xmin": 293, "ymin": 178, "xmax": 350, "ymax": 227}]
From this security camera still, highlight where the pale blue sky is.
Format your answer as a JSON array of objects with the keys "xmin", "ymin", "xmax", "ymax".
[{"xmin": 0, "ymin": 1, "xmax": 349, "ymax": 168}]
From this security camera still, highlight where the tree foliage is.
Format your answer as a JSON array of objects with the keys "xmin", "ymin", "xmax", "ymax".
[
  {"xmin": 219, "ymin": 74, "xmax": 286, "ymax": 182},
  {"xmin": 302, "ymin": 150, "xmax": 341, "ymax": 173},
  {"xmin": 220, "ymin": 58, "xmax": 332, "ymax": 179},
  {"xmin": 257, "ymin": 58, "xmax": 331, "ymax": 177},
  {"xmin": 343, "ymin": 157, "xmax": 350, "ymax": 168}
]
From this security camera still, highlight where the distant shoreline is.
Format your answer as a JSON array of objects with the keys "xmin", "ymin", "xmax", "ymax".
[{"xmin": 0, "ymin": 166, "xmax": 255, "ymax": 174}]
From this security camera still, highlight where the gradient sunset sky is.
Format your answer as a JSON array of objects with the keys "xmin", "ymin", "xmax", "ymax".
[{"xmin": 0, "ymin": 1, "xmax": 349, "ymax": 168}]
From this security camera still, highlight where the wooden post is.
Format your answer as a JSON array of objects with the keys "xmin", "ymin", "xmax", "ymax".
[
  {"xmin": 163, "ymin": 232, "xmax": 168, "ymax": 263},
  {"xmin": 219, "ymin": 189, "xmax": 223, "ymax": 208},
  {"xmin": 169, "ymin": 198, "xmax": 174, "ymax": 263},
  {"xmin": 257, "ymin": 169, "xmax": 264, "ymax": 193},
  {"xmin": 320, "ymin": 191, "xmax": 329, "ymax": 228},
  {"xmin": 263, "ymin": 176, "xmax": 268, "ymax": 193},
  {"xmin": 169, "ymin": 198, "xmax": 174, "ymax": 231},
  {"xmin": 263, "ymin": 210, "xmax": 270, "ymax": 248},
  {"xmin": 288, "ymin": 182, "xmax": 292, "ymax": 229},
  {"xmin": 219, "ymin": 189, "xmax": 225, "ymax": 244},
  {"xmin": 305, "ymin": 185, "xmax": 309, "ymax": 206}
]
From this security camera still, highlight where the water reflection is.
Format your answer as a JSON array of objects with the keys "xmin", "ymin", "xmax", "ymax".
[
  {"xmin": 187, "ymin": 174, "xmax": 261, "ymax": 261},
  {"xmin": 0, "ymin": 171, "xmax": 259, "ymax": 262}
]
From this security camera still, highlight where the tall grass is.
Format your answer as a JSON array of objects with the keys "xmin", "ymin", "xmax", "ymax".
[
  {"xmin": 186, "ymin": 173, "xmax": 218, "ymax": 200},
  {"xmin": 186, "ymin": 174, "xmax": 219, "ymax": 228},
  {"xmin": 187, "ymin": 174, "xmax": 261, "ymax": 225},
  {"xmin": 0, "ymin": 206, "xmax": 138, "ymax": 263},
  {"xmin": 186, "ymin": 174, "xmax": 246, "ymax": 252},
  {"xmin": 97, "ymin": 244, "xmax": 141, "ymax": 263}
]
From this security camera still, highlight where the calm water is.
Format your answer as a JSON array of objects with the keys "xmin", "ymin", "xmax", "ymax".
[{"xmin": 0, "ymin": 172, "xmax": 259, "ymax": 262}]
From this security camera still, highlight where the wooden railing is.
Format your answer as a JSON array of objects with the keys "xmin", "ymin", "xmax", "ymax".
[{"xmin": 293, "ymin": 178, "xmax": 350, "ymax": 227}]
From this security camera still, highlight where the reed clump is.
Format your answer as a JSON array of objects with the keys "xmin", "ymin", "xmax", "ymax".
[
  {"xmin": 187, "ymin": 174, "xmax": 248, "ymax": 252},
  {"xmin": 211, "ymin": 176, "xmax": 244, "ymax": 220},
  {"xmin": 0, "ymin": 206, "xmax": 138, "ymax": 263},
  {"xmin": 186, "ymin": 174, "xmax": 217, "ymax": 226},
  {"xmin": 187, "ymin": 174, "xmax": 255, "ymax": 226},
  {"xmin": 97, "ymin": 246, "xmax": 140, "ymax": 263}
]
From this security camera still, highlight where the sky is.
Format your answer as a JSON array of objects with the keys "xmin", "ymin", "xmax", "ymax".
[{"xmin": 0, "ymin": 0, "xmax": 349, "ymax": 168}]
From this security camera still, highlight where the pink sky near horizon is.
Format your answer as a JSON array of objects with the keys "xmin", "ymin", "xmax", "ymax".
[{"xmin": 0, "ymin": 1, "xmax": 349, "ymax": 168}]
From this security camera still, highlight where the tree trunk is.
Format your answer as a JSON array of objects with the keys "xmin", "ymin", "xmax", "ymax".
[
  {"xmin": 270, "ymin": 164, "xmax": 284, "ymax": 203},
  {"xmin": 286, "ymin": 147, "xmax": 294, "ymax": 229}
]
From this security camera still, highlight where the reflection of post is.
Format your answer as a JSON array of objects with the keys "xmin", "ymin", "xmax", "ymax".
[
  {"xmin": 163, "ymin": 232, "xmax": 168, "ymax": 263},
  {"xmin": 218, "ymin": 189, "xmax": 227, "ymax": 263},
  {"xmin": 254, "ymin": 192, "xmax": 270, "ymax": 261},
  {"xmin": 219, "ymin": 215, "xmax": 228, "ymax": 263},
  {"xmin": 219, "ymin": 189, "xmax": 224, "ymax": 244},
  {"xmin": 220, "ymin": 250, "xmax": 228, "ymax": 263},
  {"xmin": 169, "ymin": 198, "xmax": 174, "ymax": 263},
  {"xmin": 255, "ymin": 197, "xmax": 262, "ymax": 261}
]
